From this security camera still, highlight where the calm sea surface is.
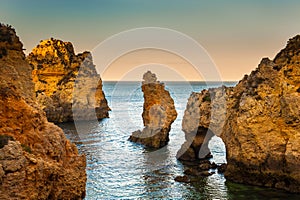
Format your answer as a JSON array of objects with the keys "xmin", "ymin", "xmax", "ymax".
[{"xmin": 59, "ymin": 81, "xmax": 300, "ymax": 199}]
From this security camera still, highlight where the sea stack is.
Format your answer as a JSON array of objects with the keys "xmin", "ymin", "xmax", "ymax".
[
  {"xmin": 177, "ymin": 87, "xmax": 227, "ymax": 161},
  {"xmin": 178, "ymin": 35, "xmax": 300, "ymax": 193},
  {"xmin": 0, "ymin": 24, "xmax": 86, "ymax": 199},
  {"xmin": 129, "ymin": 71, "xmax": 177, "ymax": 148},
  {"xmin": 27, "ymin": 38, "xmax": 110, "ymax": 123}
]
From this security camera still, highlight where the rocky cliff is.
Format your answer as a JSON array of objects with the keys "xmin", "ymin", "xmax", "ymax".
[
  {"xmin": 222, "ymin": 35, "xmax": 300, "ymax": 193},
  {"xmin": 27, "ymin": 38, "xmax": 110, "ymax": 123},
  {"xmin": 129, "ymin": 71, "xmax": 177, "ymax": 148},
  {"xmin": 0, "ymin": 24, "xmax": 86, "ymax": 199},
  {"xmin": 177, "ymin": 87, "xmax": 227, "ymax": 161},
  {"xmin": 179, "ymin": 35, "xmax": 300, "ymax": 193}
]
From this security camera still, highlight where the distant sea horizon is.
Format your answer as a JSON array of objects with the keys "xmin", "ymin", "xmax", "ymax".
[{"xmin": 103, "ymin": 80, "xmax": 238, "ymax": 85}]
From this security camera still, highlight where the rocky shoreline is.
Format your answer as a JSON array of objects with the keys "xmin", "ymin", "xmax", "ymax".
[
  {"xmin": 0, "ymin": 24, "xmax": 86, "ymax": 199},
  {"xmin": 177, "ymin": 35, "xmax": 300, "ymax": 193},
  {"xmin": 1, "ymin": 21, "xmax": 300, "ymax": 199}
]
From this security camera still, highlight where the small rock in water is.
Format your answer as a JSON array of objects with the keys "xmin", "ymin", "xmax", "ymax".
[
  {"xmin": 211, "ymin": 162, "xmax": 218, "ymax": 169},
  {"xmin": 184, "ymin": 168, "xmax": 200, "ymax": 176},
  {"xmin": 198, "ymin": 159, "xmax": 214, "ymax": 171},
  {"xmin": 174, "ymin": 175, "xmax": 190, "ymax": 183},
  {"xmin": 199, "ymin": 171, "xmax": 214, "ymax": 177},
  {"xmin": 217, "ymin": 163, "xmax": 227, "ymax": 174}
]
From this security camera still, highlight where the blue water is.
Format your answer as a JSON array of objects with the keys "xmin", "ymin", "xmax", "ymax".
[{"xmin": 59, "ymin": 81, "xmax": 300, "ymax": 199}]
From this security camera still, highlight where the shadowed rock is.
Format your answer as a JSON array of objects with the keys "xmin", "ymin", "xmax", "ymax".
[{"xmin": 0, "ymin": 24, "xmax": 86, "ymax": 199}]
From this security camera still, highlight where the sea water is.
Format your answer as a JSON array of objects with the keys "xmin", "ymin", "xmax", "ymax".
[{"xmin": 59, "ymin": 81, "xmax": 300, "ymax": 199}]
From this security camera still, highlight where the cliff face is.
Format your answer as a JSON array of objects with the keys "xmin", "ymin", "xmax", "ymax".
[
  {"xmin": 129, "ymin": 71, "xmax": 177, "ymax": 148},
  {"xmin": 180, "ymin": 35, "xmax": 300, "ymax": 193},
  {"xmin": 222, "ymin": 35, "xmax": 300, "ymax": 192},
  {"xmin": 0, "ymin": 24, "xmax": 86, "ymax": 199},
  {"xmin": 27, "ymin": 38, "xmax": 110, "ymax": 123}
]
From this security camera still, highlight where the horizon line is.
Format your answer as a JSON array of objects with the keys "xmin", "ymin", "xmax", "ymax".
[{"xmin": 102, "ymin": 80, "xmax": 238, "ymax": 82}]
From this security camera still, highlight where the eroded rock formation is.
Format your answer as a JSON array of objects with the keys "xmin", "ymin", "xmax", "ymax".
[
  {"xmin": 0, "ymin": 24, "xmax": 86, "ymax": 199},
  {"xmin": 129, "ymin": 71, "xmax": 177, "ymax": 148},
  {"xmin": 177, "ymin": 87, "xmax": 227, "ymax": 161},
  {"xmin": 179, "ymin": 35, "xmax": 300, "ymax": 193},
  {"xmin": 222, "ymin": 36, "xmax": 300, "ymax": 193},
  {"xmin": 27, "ymin": 38, "xmax": 110, "ymax": 123}
]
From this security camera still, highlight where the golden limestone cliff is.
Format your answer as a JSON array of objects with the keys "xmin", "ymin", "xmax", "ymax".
[
  {"xmin": 130, "ymin": 71, "xmax": 177, "ymax": 148},
  {"xmin": 27, "ymin": 38, "xmax": 110, "ymax": 123},
  {"xmin": 178, "ymin": 35, "xmax": 300, "ymax": 193},
  {"xmin": 0, "ymin": 24, "xmax": 86, "ymax": 199}
]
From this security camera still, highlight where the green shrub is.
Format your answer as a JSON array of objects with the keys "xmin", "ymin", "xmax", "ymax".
[
  {"xmin": 21, "ymin": 144, "xmax": 32, "ymax": 154},
  {"xmin": 0, "ymin": 134, "xmax": 14, "ymax": 148},
  {"xmin": 203, "ymin": 95, "xmax": 211, "ymax": 102}
]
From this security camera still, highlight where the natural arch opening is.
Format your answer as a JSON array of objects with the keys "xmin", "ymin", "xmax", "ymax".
[{"xmin": 208, "ymin": 134, "xmax": 227, "ymax": 165}]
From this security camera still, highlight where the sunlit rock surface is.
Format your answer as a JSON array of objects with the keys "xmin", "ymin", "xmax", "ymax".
[
  {"xmin": 0, "ymin": 24, "xmax": 86, "ymax": 199},
  {"xmin": 27, "ymin": 38, "xmax": 110, "ymax": 123},
  {"xmin": 177, "ymin": 87, "xmax": 227, "ymax": 161},
  {"xmin": 179, "ymin": 35, "xmax": 300, "ymax": 193},
  {"xmin": 129, "ymin": 71, "xmax": 177, "ymax": 148},
  {"xmin": 222, "ymin": 35, "xmax": 300, "ymax": 193}
]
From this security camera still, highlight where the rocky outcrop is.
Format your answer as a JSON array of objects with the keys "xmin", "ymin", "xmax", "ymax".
[
  {"xmin": 179, "ymin": 35, "xmax": 300, "ymax": 193},
  {"xmin": 0, "ymin": 24, "xmax": 86, "ymax": 199},
  {"xmin": 222, "ymin": 35, "xmax": 300, "ymax": 193},
  {"xmin": 177, "ymin": 87, "xmax": 227, "ymax": 161},
  {"xmin": 27, "ymin": 38, "xmax": 110, "ymax": 123},
  {"xmin": 129, "ymin": 71, "xmax": 177, "ymax": 148}
]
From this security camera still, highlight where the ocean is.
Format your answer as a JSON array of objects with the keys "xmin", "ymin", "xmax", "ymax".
[{"xmin": 59, "ymin": 81, "xmax": 300, "ymax": 199}]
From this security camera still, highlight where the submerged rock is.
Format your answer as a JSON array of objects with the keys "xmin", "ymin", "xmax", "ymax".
[
  {"xmin": 217, "ymin": 163, "xmax": 227, "ymax": 174},
  {"xmin": 174, "ymin": 175, "xmax": 190, "ymax": 183},
  {"xmin": 27, "ymin": 38, "xmax": 110, "ymax": 123},
  {"xmin": 0, "ymin": 24, "xmax": 86, "ymax": 199},
  {"xmin": 129, "ymin": 71, "xmax": 177, "ymax": 148},
  {"xmin": 182, "ymin": 159, "xmax": 216, "ymax": 178}
]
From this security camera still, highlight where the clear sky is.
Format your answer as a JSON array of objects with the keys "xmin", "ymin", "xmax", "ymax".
[{"xmin": 1, "ymin": 0, "xmax": 300, "ymax": 81}]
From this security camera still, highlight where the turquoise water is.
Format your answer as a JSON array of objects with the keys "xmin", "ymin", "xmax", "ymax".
[{"xmin": 59, "ymin": 81, "xmax": 300, "ymax": 199}]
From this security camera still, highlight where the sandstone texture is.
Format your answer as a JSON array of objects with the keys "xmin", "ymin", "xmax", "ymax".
[
  {"xmin": 222, "ymin": 36, "xmax": 300, "ymax": 193},
  {"xmin": 0, "ymin": 24, "xmax": 86, "ymax": 199},
  {"xmin": 179, "ymin": 35, "xmax": 300, "ymax": 193},
  {"xmin": 27, "ymin": 38, "xmax": 110, "ymax": 123},
  {"xmin": 177, "ymin": 87, "xmax": 227, "ymax": 161},
  {"xmin": 129, "ymin": 71, "xmax": 177, "ymax": 148}
]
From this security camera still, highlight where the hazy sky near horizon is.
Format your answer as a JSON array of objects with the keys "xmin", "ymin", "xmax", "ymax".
[{"xmin": 1, "ymin": 0, "xmax": 300, "ymax": 81}]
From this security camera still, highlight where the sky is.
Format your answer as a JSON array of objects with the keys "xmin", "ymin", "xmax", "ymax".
[{"xmin": 1, "ymin": 0, "xmax": 300, "ymax": 81}]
